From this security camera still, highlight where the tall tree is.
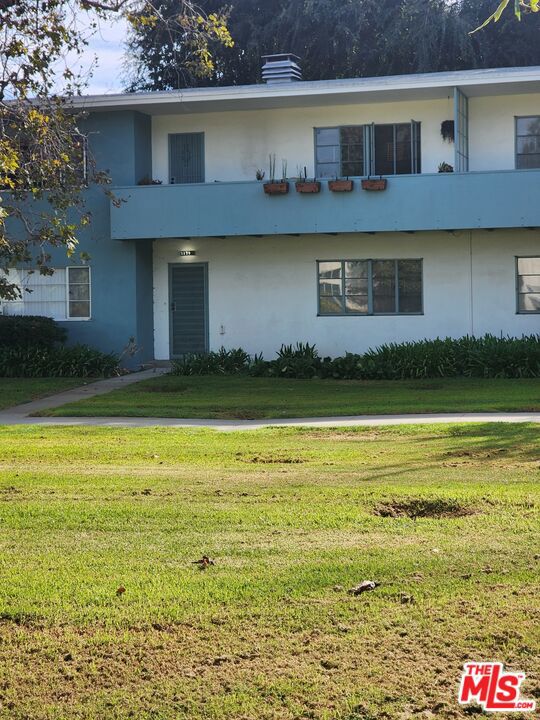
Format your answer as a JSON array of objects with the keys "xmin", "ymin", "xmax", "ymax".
[
  {"xmin": 0, "ymin": 0, "xmax": 232, "ymax": 300},
  {"xmin": 127, "ymin": 0, "xmax": 540, "ymax": 92}
]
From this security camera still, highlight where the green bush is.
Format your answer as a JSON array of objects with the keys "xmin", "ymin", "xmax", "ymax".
[
  {"xmin": 171, "ymin": 336, "xmax": 540, "ymax": 380},
  {"xmin": 266, "ymin": 343, "xmax": 321, "ymax": 379},
  {"xmin": 0, "ymin": 315, "xmax": 67, "ymax": 348},
  {"xmin": 0, "ymin": 345, "xmax": 119, "ymax": 378},
  {"xmin": 171, "ymin": 347, "xmax": 251, "ymax": 376},
  {"xmin": 350, "ymin": 335, "xmax": 540, "ymax": 379}
]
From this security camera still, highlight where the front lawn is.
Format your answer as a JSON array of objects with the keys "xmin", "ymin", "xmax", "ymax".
[
  {"xmin": 0, "ymin": 423, "xmax": 538, "ymax": 719},
  {"xmin": 0, "ymin": 377, "xmax": 86, "ymax": 411},
  {"xmin": 38, "ymin": 374, "xmax": 540, "ymax": 418}
]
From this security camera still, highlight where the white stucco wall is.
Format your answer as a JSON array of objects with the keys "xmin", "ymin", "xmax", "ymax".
[
  {"xmin": 151, "ymin": 92, "xmax": 540, "ymax": 182},
  {"xmin": 152, "ymin": 229, "xmax": 540, "ymax": 360},
  {"xmin": 151, "ymin": 97, "xmax": 456, "ymax": 183},
  {"xmin": 468, "ymin": 93, "xmax": 540, "ymax": 171}
]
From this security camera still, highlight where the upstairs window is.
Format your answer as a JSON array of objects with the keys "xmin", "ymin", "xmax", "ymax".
[
  {"xmin": 315, "ymin": 122, "xmax": 421, "ymax": 178},
  {"xmin": 0, "ymin": 267, "xmax": 91, "ymax": 320},
  {"xmin": 315, "ymin": 127, "xmax": 365, "ymax": 179},
  {"xmin": 516, "ymin": 117, "xmax": 540, "ymax": 169},
  {"xmin": 318, "ymin": 259, "xmax": 423, "ymax": 315},
  {"xmin": 373, "ymin": 123, "xmax": 421, "ymax": 175},
  {"xmin": 516, "ymin": 257, "xmax": 540, "ymax": 313}
]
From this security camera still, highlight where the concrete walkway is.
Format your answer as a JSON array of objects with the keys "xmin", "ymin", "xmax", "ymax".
[
  {"xmin": 0, "ymin": 409, "xmax": 539, "ymax": 431},
  {"xmin": 0, "ymin": 367, "xmax": 169, "ymax": 420}
]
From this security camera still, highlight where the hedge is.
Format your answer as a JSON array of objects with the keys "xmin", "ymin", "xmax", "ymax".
[
  {"xmin": 0, "ymin": 345, "xmax": 119, "ymax": 378},
  {"xmin": 171, "ymin": 335, "xmax": 540, "ymax": 380},
  {"xmin": 0, "ymin": 315, "xmax": 67, "ymax": 348}
]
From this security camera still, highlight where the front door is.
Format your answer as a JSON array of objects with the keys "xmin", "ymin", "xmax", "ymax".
[{"xmin": 169, "ymin": 263, "xmax": 208, "ymax": 357}]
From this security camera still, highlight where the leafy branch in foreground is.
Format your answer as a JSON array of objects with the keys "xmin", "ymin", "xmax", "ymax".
[
  {"xmin": 0, "ymin": 0, "xmax": 232, "ymax": 300},
  {"xmin": 470, "ymin": 0, "xmax": 540, "ymax": 33}
]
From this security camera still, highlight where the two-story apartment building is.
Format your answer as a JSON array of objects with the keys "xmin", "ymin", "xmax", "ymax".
[{"xmin": 2, "ymin": 57, "xmax": 540, "ymax": 362}]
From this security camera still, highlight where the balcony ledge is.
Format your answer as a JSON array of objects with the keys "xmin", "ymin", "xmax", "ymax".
[{"xmin": 110, "ymin": 169, "xmax": 540, "ymax": 240}]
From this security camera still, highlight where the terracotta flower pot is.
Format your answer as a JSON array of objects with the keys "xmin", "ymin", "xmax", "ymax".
[
  {"xmin": 328, "ymin": 179, "xmax": 354, "ymax": 192},
  {"xmin": 361, "ymin": 178, "xmax": 387, "ymax": 191},
  {"xmin": 263, "ymin": 181, "xmax": 289, "ymax": 195},
  {"xmin": 295, "ymin": 181, "xmax": 321, "ymax": 194}
]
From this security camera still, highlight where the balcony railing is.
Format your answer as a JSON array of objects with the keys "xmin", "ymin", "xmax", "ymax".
[{"xmin": 110, "ymin": 170, "xmax": 540, "ymax": 240}]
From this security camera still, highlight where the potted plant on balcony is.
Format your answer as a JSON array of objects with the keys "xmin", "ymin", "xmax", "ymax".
[
  {"xmin": 263, "ymin": 155, "xmax": 289, "ymax": 195},
  {"xmin": 328, "ymin": 176, "xmax": 354, "ymax": 192},
  {"xmin": 438, "ymin": 161, "xmax": 454, "ymax": 173},
  {"xmin": 361, "ymin": 176, "xmax": 387, "ymax": 191},
  {"xmin": 295, "ymin": 166, "xmax": 321, "ymax": 193},
  {"xmin": 137, "ymin": 175, "xmax": 162, "ymax": 185}
]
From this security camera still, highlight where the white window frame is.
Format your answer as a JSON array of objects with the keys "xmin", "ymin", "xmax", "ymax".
[
  {"xmin": 516, "ymin": 256, "xmax": 540, "ymax": 314},
  {"xmin": 66, "ymin": 266, "xmax": 92, "ymax": 321},
  {"xmin": 0, "ymin": 266, "xmax": 91, "ymax": 321},
  {"xmin": 515, "ymin": 116, "xmax": 540, "ymax": 170}
]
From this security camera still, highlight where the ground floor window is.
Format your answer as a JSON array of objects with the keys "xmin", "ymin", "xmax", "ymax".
[
  {"xmin": 0, "ymin": 266, "xmax": 91, "ymax": 320},
  {"xmin": 318, "ymin": 259, "xmax": 423, "ymax": 315},
  {"xmin": 516, "ymin": 257, "xmax": 540, "ymax": 313}
]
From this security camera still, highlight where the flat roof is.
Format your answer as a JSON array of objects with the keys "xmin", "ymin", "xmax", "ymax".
[{"xmin": 71, "ymin": 65, "xmax": 540, "ymax": 115}]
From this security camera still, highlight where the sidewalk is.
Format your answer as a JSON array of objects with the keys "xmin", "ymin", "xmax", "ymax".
[
  {"xmin": 0, "ymin": 367, "xmax": 169, "ymax": 420},
  {"xmin": 1, "ymin": 371, "xmax": 539, "ymax": 430},
  {"xmin": 0, "ymin": 410, "xmax": 539, "ymax": 431}
]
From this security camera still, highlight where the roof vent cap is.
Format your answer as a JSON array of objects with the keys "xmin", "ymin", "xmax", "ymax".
[{"xmin": 262, "ymin": 53, "xmax": 302, "ymax": 84}]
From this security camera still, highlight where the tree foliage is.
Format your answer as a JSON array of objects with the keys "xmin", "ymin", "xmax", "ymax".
[
  {"xmin": 471, "ymin": 0, "xmax": 540, "ymax": 33},
  {"xmin": 0, "ymin": 0, "xmax": 232, "ymax": 300},
  {"xmin": 127, "ymin": 0, "xmax": 540, "ymax": 91}
]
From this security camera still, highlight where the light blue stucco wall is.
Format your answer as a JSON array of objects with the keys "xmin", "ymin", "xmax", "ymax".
[{"xmin": 44, "ymin": 110, "xmax": 155, "ymax": 365}]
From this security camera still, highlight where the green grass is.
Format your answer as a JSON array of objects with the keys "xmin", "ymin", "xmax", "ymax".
[
  {"xmin": 0, "ymin": 377, "xmax": 86, "ymax": 410},
  {"xmin": 38, "ymin": 374, "xmax": 540, "ymax": 418},
  {"xmin": 0, "ymin": 422, "xmax": 538, "ymax": 719}
]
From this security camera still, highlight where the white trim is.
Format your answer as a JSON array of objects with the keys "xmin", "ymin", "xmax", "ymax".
[
  {"xmin": 66, "ymin": 266, "xmax": 91, "ymax": 320},
  {"xmin": 0, "ymin": 266, "xmax": 92, "ymax": 321},
  {"xmin": 68, "ymin": 66, "xmax": 540, "ymax": 114}
]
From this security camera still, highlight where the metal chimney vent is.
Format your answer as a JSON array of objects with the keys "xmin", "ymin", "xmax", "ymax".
[{"xmin": 261, "ymin": 54, "xmax": 302, "ymax": 84}]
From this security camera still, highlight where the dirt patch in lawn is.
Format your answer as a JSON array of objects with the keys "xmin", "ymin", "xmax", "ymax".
[
  {"xmin": 302, "ymin": 431, "xmax": 385, "ymax": 442},
  {"xmin": 374, "ymin": 498, "xmax": 476, "ymax": 519},
  {"xmin": 235, "ymin": 453, "xmax": 305, "ymax": 464}
]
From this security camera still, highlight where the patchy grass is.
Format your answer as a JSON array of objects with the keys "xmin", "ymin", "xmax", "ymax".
[
  {"xmin": 0, "ymin": 378, "xmax": 86, "ymax": 411},
  {"xmin": 38, "ymin": 375, "xmax": 540, "ymax": 418},
  {"xmin": 0, "ymin": 422, "xmax": 538, "ymax": 719}
]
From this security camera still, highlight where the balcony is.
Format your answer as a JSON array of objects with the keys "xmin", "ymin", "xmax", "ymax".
[{"xmin": 110, "ymin": 169, "xmax": 540, "ymax": 240}]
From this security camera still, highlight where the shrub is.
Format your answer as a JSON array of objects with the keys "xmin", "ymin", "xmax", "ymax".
[
  {"xmin": 266, "ymin": 342, "xmax": 321, "ymax": 379},
  {"xmin": 171, "ymin": 347, "xmax": 251, "ymax": 376},
  {"xmin": 171, "ymin": 336, "xmax": 540, "ymax": 380},
  {"xmin": 0, "ymin": 315, "xmax": 67, "ymax": 348},
  {"xmin": 354, "ymin": 335, "xmax": 540, "ymax": 380},
  {"xmin": 0, "ymin": 345, "xmax": 119, "ymax": 378}
]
